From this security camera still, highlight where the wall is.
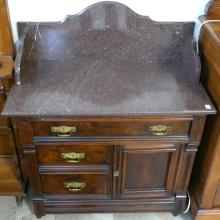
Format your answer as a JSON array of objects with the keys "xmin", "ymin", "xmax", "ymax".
[{"xmin": 7, "ymin": 0, "xmax": 210, "ymax": 42}]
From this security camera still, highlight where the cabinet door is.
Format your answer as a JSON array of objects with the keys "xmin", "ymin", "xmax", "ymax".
[{"xmin": 113, "ymin": 143, "xmax": 181, "ymax": 199}]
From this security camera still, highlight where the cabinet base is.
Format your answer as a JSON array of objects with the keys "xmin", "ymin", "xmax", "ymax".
[
  {"xmin": 32, "ymin": 196, "xmax": 186, "ymax": 218},
  {"xmin": 190, "ymin": 191, "xmax": 220, "ymax": 220},
  {"xmin": 191, "ymin": 209, "xmax": 220, "ymax": 220}
]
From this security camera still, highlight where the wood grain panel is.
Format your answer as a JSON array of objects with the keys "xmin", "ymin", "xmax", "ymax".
[
  {"xmin": 0, "ymin": 0, "xmax": 13, "ymax": 56},
  {"xmin": 32, "ymin": 118, "xmax": 191, "ymax": 137},
  {"xmin": 206, "ymin": 0, "xmax": 220, "ymax": 19},
  {"xmin": 41, "ymin": 173, "xmax": 110, "ymax": 198},
  {"xmin": 0, "ymin": 128, "xmax": 15, "ymax": 156},
  {"xmin": 0, "ymin": 158, "xmax": 23, "ymax": 195},
  {"xmin": 0, "ymin": 56, "xmax": 13, "ymax": 80},
  {"xmin": 189, "ymin": 6, "xmax": 220, "ymax": 219},
  {"xmin": 37, "ymin": 144, "xmax": 111, "ymax": 165},
  {"xmin": 213, "ymin": 181, "xmax": 220, "ymax": 207},
  {"xmin": 0, "ymin": 0, "xmax": 24, "ymax": 200},
  {"xmin": 116, "ymin": 144, "xmax": 180, "ymax": 199},
  {"xmin": 191, "ymin": 23, "xmax": 220, "ymax": 208},
  {"xmin": 23, "ymin": 148, "xmax": 43, "ymax": 194},
  {"xmin": 44, "ymin": 198, "xmax": 175, "ymax": 214},
  {"xmin": 0, "ymin": 116, "xmax": 9, "ymax": 126}
]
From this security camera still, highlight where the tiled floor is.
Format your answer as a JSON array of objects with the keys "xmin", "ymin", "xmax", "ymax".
[{"xmin": 0, "ymin": 197, "xmax": 192, "ymax": 220}]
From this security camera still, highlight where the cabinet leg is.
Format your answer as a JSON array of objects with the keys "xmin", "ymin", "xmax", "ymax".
[
  {"xmin": 16, "ymin": 196, "xmax": 23, "ymax": 207},
  {"xmin": 173, "ymin": 192, "xmax": 187, "ymax": 216},
  {"xmin": 33, "ymin": 199, "xmax": 45, "ymax": 218}
]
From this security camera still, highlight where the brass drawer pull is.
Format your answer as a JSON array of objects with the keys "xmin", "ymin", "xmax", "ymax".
[
  {"xmin": 51, "ymin": 125, "xmax": 77, "ymax": 136},
  {"xmin": 64, "ymin": 182, "xmax": 86, "ymax": 192},
  {"xmin": 61, "ymin": 152, "xmax": 85, "ymax": 163},
  {"xmin": 149, "ymin": 125, "xmax": 171, "ymax": 136}
]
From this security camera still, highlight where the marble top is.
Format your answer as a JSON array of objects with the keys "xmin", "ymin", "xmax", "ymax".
[{"xmin": 2, "ymin": 2, "xmax": 215, "ymax": 116}]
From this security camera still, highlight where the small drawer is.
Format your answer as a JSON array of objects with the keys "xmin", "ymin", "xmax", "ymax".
[
  {"xmin": 31, "ymin": 118, "xmax": 191, "ymax": 138},
  {"xmin": 0, "ymin": 128, "xmax": 15, "ymax": 156},
  {"xmin": 37, "ymin": 144, "xmax": 111, "ymax": 165},
  {"xmin": 41, "ymin": 173, "xmax": 109, "ymax": 197}
]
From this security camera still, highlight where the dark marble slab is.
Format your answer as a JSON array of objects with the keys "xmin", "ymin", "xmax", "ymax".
[{"xmin": 2, "ymin": 1, "xmax": 215, "ymax": 116}]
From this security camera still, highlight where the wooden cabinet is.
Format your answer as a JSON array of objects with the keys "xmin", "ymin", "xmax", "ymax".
[
  {"xmin": 14, "ymin": 115, "xmax": 208, "ymax": 217},
  {"xmin": 0, "ymin": 59, "xmax": 25, "ymax": 203},
  {"xmin": 3, "ymin": 2, "xmax": 215, "ymax": 218},
  {"xmin": 0, "ymin": 0, "xmax": 25, "ymax": 204},
  {"xmin": 189, "ymin": 1, "xmax": 220, "ymax": 220}
]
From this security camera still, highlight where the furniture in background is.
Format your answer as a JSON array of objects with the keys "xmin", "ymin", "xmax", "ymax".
[
  {"xmin": 205, "ymin": 0, "xmax": 220, "ymax": 18},
  {"xmin": 0, "ymin": 0, "xmax": 25, "ymax": 205},
  {"xmin": 190, "ymin": 0, "xmax": 220, "ymax": 219},
  {"xmin": 2, "ymin": 2, "xmax": 215, "ymax": 218}
]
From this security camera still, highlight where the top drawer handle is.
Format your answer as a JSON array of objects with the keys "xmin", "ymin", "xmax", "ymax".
[
  {"xmin": 51, "ymin": 126, "xmax": 77, "ymax": 137},
  {"xmin": 149, "ymin": 125, "xmax": 171, "ymax": 136}
]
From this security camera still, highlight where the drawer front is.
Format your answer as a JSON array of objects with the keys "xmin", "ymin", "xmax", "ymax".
[
  {"xmin": 37, "ymin": 144, "xmax": 111, "ymax": 165},
  {"xmin": 41, "ymin": 174, "xmax": 109, "ymax": 197},
  {"xmin": 0, "ymin": 128, "xmax": 15, "ymax": 156},
  {"xmin": 32, "ymin": 118, "xmax": 191, "ymax": 137}
]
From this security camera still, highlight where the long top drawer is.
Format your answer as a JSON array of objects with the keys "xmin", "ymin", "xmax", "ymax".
[{"xmin": 31, "ymin": 118, "xmax": 192, "ymax": 138}]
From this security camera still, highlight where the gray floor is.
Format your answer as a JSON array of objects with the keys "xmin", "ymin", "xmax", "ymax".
[{"xmin": 0, "ymin": 197, "xmax": 192, "ymax": 220}]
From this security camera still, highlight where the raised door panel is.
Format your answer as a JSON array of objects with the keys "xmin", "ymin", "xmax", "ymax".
[{"xmin": 115, "ymin": 143, "xmax": 181, "ymax": 199}]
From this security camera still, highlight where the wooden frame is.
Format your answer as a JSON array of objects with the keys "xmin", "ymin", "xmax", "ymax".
[{"xmin": 0, "ymin": 0, "xmax": 13, "ymax": 56}]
